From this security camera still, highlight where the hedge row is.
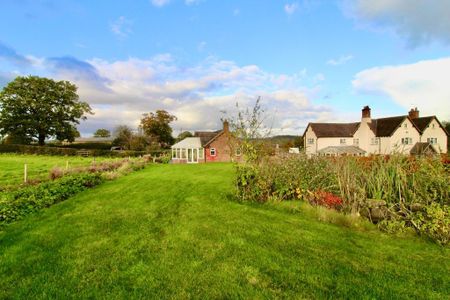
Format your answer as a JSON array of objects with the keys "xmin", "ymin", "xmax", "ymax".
[
  {"xmin": 0, "ymin": 173, "xmax": 103, "ymax": 224},
  {"xmin": 0, "ymin": 144, "xmax": 147, "ymax": 157},
  {"xmin": 47, "ymin": 142, "xmax": 112, "ymax": 150}
]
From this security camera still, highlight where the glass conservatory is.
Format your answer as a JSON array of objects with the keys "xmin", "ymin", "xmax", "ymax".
[{"xmin": 171, "ymin": 137, "xmax": 205, "ymax": 163}]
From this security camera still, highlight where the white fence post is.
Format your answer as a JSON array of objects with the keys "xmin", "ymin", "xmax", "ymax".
[{"xmin": 24, "ymin": 163, "xmax": 28, "ymax": 183}]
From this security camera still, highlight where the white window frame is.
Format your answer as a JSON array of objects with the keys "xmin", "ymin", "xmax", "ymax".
[
  {"xmin": 340, "ymin": 139, "xmax": 346, "ymax": 145},
  {"xmin": 353, "ymin": 138, "xmax": 359, "ymax": 145},
  {"xmin": 403, "ymin": 123, "xmax": 407, "ymax": 129},
  {"xmin": 401, "ymin": 137, "xmax": 412, "ymax": 145},
  {"xmin": 210, "ymin": 148, "xmax": 216, "ymax": 156},
  {"xmin": 198, "ymin": 148, "xmax": 204, "ymax": 159},
  {"xmin": 427, "ymin": 138, "xmax": 437, "ymax": 145},
  {"xmin": 235, "ymin": 148, "xmax": 242, "ymax": 156},
  {"xmin": 307, "ymin": 138, "xmax": 314, "ymax": 144},
  {"xmin": 371, "ymin": 138, "xmax": 379, "ymax": 145}
]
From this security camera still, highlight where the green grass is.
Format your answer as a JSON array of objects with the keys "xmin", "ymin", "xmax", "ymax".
[
  {"xmin": 0, "ymin": 163, "xmax": 449, "ymax": 299},
  {"xmin": 0, "ymin": 154, "xmax": 113, "ymax": 187}
]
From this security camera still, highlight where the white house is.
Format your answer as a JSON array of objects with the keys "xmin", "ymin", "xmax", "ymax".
[{"xmin": 303, "ymin": 106, "xmax": 448, "ymax": 156}]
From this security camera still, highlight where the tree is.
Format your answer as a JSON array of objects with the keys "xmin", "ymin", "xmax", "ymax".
[
  {"xmin": 140, "ymin": 110, "xmax": 177, "ymax": 147},
  {"xmin": 112, "ymin": 125, "xmax": 134, "ymax": 150},
  {"xmin": 0, "ymin": 76, "xmax": 92, "ymax": 145},
  {"xmin": 93, "ymin": 128, "xmax": 111, "ymax": 138},
  {"xmin": 176, "ymin": 131, "xmax": 193, "ymax": 142}
]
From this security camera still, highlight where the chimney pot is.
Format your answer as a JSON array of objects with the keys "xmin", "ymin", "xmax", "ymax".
[
  {"xmin": 408, "ymin": 108, "xmax": 419, "ymax": 119},
  {"xmin": 362, "ymin": 105, "xmax": 371, "ymax": 119},
  {"xmin": 223, "ymin": 120, "xmax": 229, "ymax": 132}
]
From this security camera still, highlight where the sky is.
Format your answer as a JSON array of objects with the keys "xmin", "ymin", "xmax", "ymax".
[{"xmin": 0, "ymin": 0, "xmax": 449, "ymax": 136}]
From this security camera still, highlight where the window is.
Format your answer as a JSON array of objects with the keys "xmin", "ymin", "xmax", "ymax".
[
  {"xmin": 353, "ymin": 138, "xmax": 359, "ymax": 145},
  {"xmin": 432, "ymin": 124, "xmax": 435, "ymax": 129},
  {"xmin": 401, "ymin": 137, "xmax": 412, "ymax": 145},
  {"xmin": 427, "ymin": 138, "xmax": 437, "ymax": 145},
  {"xmin": 340, "ymin": 139, "xmax": 346, "ymax": 145},
  {"xmin": 198, "ymin": 148, "xmax": 204, "ymax": 159},
  {"xmin": 172, "ymin": 149, "xmax": 176, "ymax": 159},
  {"xmin": 181, "ymin": 149, "xmax": 186, "ymax": 159},
  {"xmin": 307, "ymin": 138, "xmax": 314, "ymax": 144},
  {"xmin": 176, "ymin": 148, "xmax": 181, "ymax": 158},
  {"xmin": 371, "ymin": 138, "xmax": 379, "ymax": 145},
  {"xmin": 403, "ymin": 123, "xmax": 407, "ymax": 129},
  {"xmin": 235, "ymin": 148, "xmax": 242, "ymax": 156},
  {"xmin": 210, "ymin": 148, "xmax": 216, "ymax": 156}
]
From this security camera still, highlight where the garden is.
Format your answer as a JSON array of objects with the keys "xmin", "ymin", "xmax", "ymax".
[{"xmin": 235, "ymin": 154, "xmax": 450, "ymax": 245}]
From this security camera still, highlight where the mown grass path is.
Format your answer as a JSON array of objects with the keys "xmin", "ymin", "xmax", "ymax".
[{"xmin": 0, "ymin": 163, "xmax": 449, "ymax": 299}]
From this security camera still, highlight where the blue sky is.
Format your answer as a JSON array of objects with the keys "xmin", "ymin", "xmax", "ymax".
[{"xmin": 1, "ymin": 0, "xmax": 449, "ymax": 136}]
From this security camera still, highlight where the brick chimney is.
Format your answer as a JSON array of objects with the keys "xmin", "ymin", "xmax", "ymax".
[
  {"xmin": 223, "ymin": 120, "xmax": 229, "ymax": 133},
  {"xmin": 408, "ymin": 107, "xmax": 419, "ymax": 119},
  {"xmin": 361, "ymin": 105, "xmax": 371, "ymax": 123}
]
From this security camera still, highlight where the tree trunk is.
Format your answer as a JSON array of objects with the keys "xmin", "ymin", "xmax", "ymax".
[{"xmin": 38, "ymin": 134, "xmax": 45, "ymax": 146}]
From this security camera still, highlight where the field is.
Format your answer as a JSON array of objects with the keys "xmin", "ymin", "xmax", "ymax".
[
  {"xmin": 0, "ymin": 154, "xmax": 113, "ymax": 187},
  {"xmin": 0, "ymin": 163, "xmax": 449, "ymax": 299}
]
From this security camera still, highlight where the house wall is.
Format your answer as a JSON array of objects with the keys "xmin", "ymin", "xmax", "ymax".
[
  {"xmin": 388, "ymin": 119, "xmax": 421, "ymax": 154},
  {"xmin": 205, "ymin": 132, "xmax": 243, "ymax": 163},
  {"xmin": 316, "ymin": 137, "xmax": 353, "ymax": 151},
  {"xmin": 420, "ymin": 119, "xmax": 448, "ymax": 153},
  {"xmin": 353, "ymin": 121, "xmax": 377, "ymax": 155},
  {"xmin": 304, "ymin": 126, "xmax": 317, "ymax": 156}
]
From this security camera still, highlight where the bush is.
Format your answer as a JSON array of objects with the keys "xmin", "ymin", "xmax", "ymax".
[
  {"xmin": 0, "ymin": 174, "xmax": 103, "ymax": 224},
  {"xmin": 235, "ymin": 154, "xmax": 450, "ymax": 244}
]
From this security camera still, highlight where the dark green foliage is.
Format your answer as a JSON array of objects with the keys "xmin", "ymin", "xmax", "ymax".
[
  {"xmin": 93, "ymin": 129, "xmax": 111, "ymax": 138},
  {"xmin": 0, "ymin": 144, "xmax": 147, "ymax": 157},
  {"xmin": 0, "ymin": 76, "xmax": 92, "ymax": 145},
  {"xmin": 50, "ymin": 142, "xmax": 113, "ymax": 150},
  {"xmin": 176, "ymin": 130, "xmax": 193, "ymax": 142},
  {"xmin": 140, "ymin": 110, "xmax": 177, "ymax": 147},
  {"xmin": 0, "ymin": 174, "xmax": 103, "ymax": 224}
]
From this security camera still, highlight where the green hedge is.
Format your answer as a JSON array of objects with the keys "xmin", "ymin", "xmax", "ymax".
[
  {"xmin": 47, "ymin": 142, "xmax": 112, "ymax": 150},
  {"xmin": 0, "ymin": 173, "xmax": 103, "ymax": 224},
  {"xmin": 0, "ymin": 144, "xmax": 147, "ymax": 157}
]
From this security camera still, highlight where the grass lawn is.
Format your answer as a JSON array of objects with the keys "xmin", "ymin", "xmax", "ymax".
[
  {"xmin": 0, "ymin": 163, "xmax": 449, "ymax": 299},
  {"xmin": 0, "ymin": 154, "xmax": 113, "ymax": 187}
]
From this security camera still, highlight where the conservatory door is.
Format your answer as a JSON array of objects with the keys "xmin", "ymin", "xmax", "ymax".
[{"xmin": 187, "ymin": 148, "xmax": 198, "ymax": 163}]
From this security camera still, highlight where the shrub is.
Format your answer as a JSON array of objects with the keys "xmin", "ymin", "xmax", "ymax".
[{"xmin": 0, "ymin": 174, "xmax": 103, "ymax": 224}]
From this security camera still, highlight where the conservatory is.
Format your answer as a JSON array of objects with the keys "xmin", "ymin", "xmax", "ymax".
[{"xmin": 171, "ymin": 137, "xmax": 205, "ymax": 163}]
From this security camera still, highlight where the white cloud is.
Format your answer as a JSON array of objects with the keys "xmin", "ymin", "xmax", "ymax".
[
  {"xmin": 344, "ymin": 0, "xmax": 450, "ymax": 46},
  {"xmin": 1, "ymin": 45, "xmax": 331, "ymax": 135},
  {"xmin": 352, "ymin": 57, "xmax": 450, "ymax": 120},
  {"xmin": 110, "ymin": 16, "xmax": 133, "ymax": 38},
  {"xmin": 151, "ymin": 0, "xmax": 170, "ymax": 7},
  {"xmin": 327, "ymin": 54, "xmax": 353, "ymax": 66},
  {"xmin": 284, "ymin": 3, "xmax": 299, "ymax": 15}
]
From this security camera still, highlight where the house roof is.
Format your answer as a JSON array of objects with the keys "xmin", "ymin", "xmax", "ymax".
[
  {"xmin": 194, "ymin": 130, "xmax": 222, "ymax": 146},
  {"xmin": 317, "ymin": 146, "xmax": 366, "ymax": 155},
  {"xmin": 308, "ymin": 123, "xmax": 359, "ymax": 138},
  {"xmin": 306, "ymin": 115, "xmax": 429, "ymax": 138},
  {"xmin": 411, "ymin": 116, "xmax": 434, "ymax": 132},
  {"xmin": 171, "ymin": 137, "xmax": 202, "ymax": 149},
  {"xmin": 410, "ymin": 142, "xmax": 437, "ymax": 155}
]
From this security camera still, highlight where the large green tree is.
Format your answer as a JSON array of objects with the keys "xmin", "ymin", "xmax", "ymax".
[
  {"xmin": 140, "ymin": 110, "xmax": 177, "ymax": 147},
  {"xmin": 93, "ymin": 128, "xmax": 111, "ymax": 138},
  {"xmin": 0, "ymin": 76, "xmax": 92, "ymax": 145}
]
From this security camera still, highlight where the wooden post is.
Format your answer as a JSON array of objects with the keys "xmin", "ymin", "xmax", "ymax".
[{"xmin": 24, "ymin": 164, "xmax": 28, "ymax": 183}]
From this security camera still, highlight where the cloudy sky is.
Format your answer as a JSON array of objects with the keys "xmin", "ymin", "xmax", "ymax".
[{"xmin": 0, "ymin": 0, "xmax": 449, "ymax": 136}]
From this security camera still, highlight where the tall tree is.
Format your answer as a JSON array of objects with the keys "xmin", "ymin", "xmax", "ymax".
[
  {"xmin": 112, "ymin": 125, "xmax": 134, "ymax": 150},
  {"xmin": 140, "ymin": 110, "xmax": 177, "ymax": 146},
  {"xmin": 0, "ymin": 76, "xmax": 92, "ymax": 145},
  {"xmin": 93, "ymin": 128, "xmax": 111, "ymax": 138}
]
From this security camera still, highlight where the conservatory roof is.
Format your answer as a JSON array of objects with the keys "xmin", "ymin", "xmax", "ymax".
[
  {"xmin": 317, "ymin": 146, "xmax": 366, "ymax": 155},
  {"xmin": 171, "ymin": 137, "xmax": 202, "ymax": 149}
]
